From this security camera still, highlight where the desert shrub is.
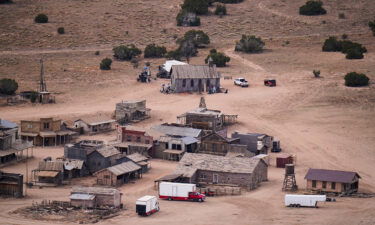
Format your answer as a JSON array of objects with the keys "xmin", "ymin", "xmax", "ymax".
[
  {"xmin": 166, "ymin": 49, "xmax": 183, "ymax": 60},
  {"xmin": 180, "ymin": 30, "xmax": 210, "ymax": 48},
  {"xmin": 338, "ymin": 13, "xmax": 345, "ymax": 19},
  {"xmin": 100, "ymin": 58, "xmax": 112, "ymax": 70},
  {"xmin": 0, "ymin": 78, "xmax": 18, "ymax": 95},
  {"xmin": 369, "ymin": 20, "xmax": 375, "ymax": 36},
  {"xmin": 340, "ymin": 40, "xmax": 367, "ymax": 54},
  {"xmin": 113, "ymin": 44, "xmax": 142, "ymax": 61},
  {"xmin": 178, "ymin": 39, "xmax": 198, "ymax": 63},
  {"xmin": 181, "ymin": 0, "xmax": 209, "ymax": 15},
  {"xmin": 205, "ymin": 49, "xmax": 230, "ymax": 67},
  {"xmin": 299, "ymin": 1, "xmax": 326, "ymax": 16},
  {"xmin": 322, "ymin": 36, "xmax": 342, "ymax": 52},
  {"xmin": 34, "ymin": 14, "xmax": 48, "ymax": 23},
  {"xmin": 235, "ymin": 35, "xmax": 265, "ymax": 53},
  {"xmin": 95, "ymin": 51, "xmax": 100, "ymax": 55},
  {"xmin": 176, "ymin": 10, "xmax": 201, "ymax": 26},
  {"xmin": 216, "ymin": 0, "xmax": 243, "ymax": 3},
  {"xmin": 0, "ymin": 0, "xmax": 13, "ymax": 4},
  {"xmin": 341, "ymin": 34, "xmax": 348, "ymax": 39},
  {"xmin": 144, "ymin": 44, "xmax": 167, "ymax": 58},
  {"xmin": 313, "ymin": 70, "xmax": 320, "ymax": 78},
  {"xmin": 130, "ymin": 58, "xmax": 139, "ymax": 68},
  {"xmin": 30, "ymin": 91, "xmax": 38, "ymax": 103},
  {"xmin": 344, "ymin": 72, "xmax": 369, "ymax": 87},
  {"xmin": 215, "ymin": 4, "xmax": 227, "ymax": 16},
  {"xmin": 345, "ymin": 48, "xmax": 364, "ymax": 59},
  {"xmin": 57, "ymin": 27, "xmax": 65, "ymax": 34}
]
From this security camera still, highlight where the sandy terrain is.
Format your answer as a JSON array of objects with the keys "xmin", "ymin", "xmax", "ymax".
[{"xmin": 1, "ymin": 0, "xmax": 375, "ymax": 224}]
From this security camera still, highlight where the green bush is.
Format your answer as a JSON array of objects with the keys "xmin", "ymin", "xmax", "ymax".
[
  {"xmin": 0, "ymin": 78, "xmax": 18, "ymax": 95},
  {"xmin": 100, "ymin": 58, "xmax": 112, "ymax": 70},
  {"xmin": 216, "ymin": 0, "xmax": 243, "ymax": 3},
  {"xmin": 95, "ymin": 51, "xmax": 100, "ymax": 55},
  {"xmin": 340, "ymin": 40, "xmax": 367, "ymax": 54},
  {"xmin": 344, "ymin": 72, "xmax": 369, "ymax": 87},
  {"xmin": 182, "ymin": 0, "xmax": 209, "ymax": 15},
  {"xmin": 322, "ymin": 37, "xmax": 366, "ymax": 58},
  {"xmin": 144, "ymin": 44, "xmax": 167, "ymax": 58},
  {"xmin": 322, "ymin": 36, "xmax": 342, "ymax": 52},
  {"xmin": 369, "ymin": 20, "xmax": 375, "ymax": 36},
  {"xmin": 57, "ymin": 27, "xmax": 65, "ymax": 34},
  {"xmin": 166, "ymin": 49, "xmax": 183, "ymax": 60},
  {"xmin": 345, "ymin": 48, "xmax": 364, "ymax": 59},
  {"xmin": 178, "ymin": 39, "xmax": 198, "ymax": 63},
  {"xmin": 113, "ymin": 45, "xmax": 142, "ymax": 61},
  {"xmin": 0, "ymin": 0, "xmax": 13, "ymax": 4},
  {"xmin": 313, "ymin": 70, "xmax": 320, "ymax": 78},
  {"xmin": 205, "ymin": 49, "xmax": 230, "ymax": 67},
  {"xmin": 215, "ymin": 4, "xmax": 227, "ymax": 16},
  {"xmin": 176, "ymin": 10, "xmax": 201, "ymax": 26},
  {"xmin": 30, "ymin": 91, "xmax": 38, "ymax": 103},
  {"xmin": 34, "ymin": 14, "xmax": 48, "ymax": 23},
  {"xmin": 180, "ymin": 30, "xmax": 210, "ymax": 48},
  {"xmin": 299, "ymin": 1, "xmax": 326, "ymax": 16},
  {"xmin": 235, "ymin": 35, "xmax": 265, "ymax": 53}
]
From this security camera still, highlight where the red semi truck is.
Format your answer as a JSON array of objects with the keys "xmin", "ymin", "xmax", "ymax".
[{"xmin": 159, "ymin": 182, "xmax": 205, "ymax": 202}]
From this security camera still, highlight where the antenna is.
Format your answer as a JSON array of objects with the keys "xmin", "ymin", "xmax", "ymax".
[{"xmin": 39, "ymin": 59, "xmax": 47, "ymax": 92}]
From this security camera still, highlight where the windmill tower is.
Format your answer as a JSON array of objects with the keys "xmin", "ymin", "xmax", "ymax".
[
  {"xmin": 39, "ymin": 59, "xmax": 47, "ymax": 92},
  {"xmin": 282, "ymin": 164, "xmax": 298, "ymax": 191}
]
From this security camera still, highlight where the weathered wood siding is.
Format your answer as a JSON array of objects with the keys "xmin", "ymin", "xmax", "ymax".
[{"xmin": 172, "ymin": 78, "xmax": 220, "ymax": 93}]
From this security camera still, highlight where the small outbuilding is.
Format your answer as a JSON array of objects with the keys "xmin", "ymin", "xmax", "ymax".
[
  {"xmin": 95, "ymin": 161, "xmax": 142, "ymax": 186},
  {"xmin": 33, "ymin": 161, "xmax": 64, "ymax": 186},
  {"xmin": 304, "ymin": 168, "xmax": 361, "ymax": 194},
  {"xmin": 276, "ymin": 153, "xmax": 294, "ymax": 168},
  {"xmin": 124, "ymin": 153, "xmax": 150, "ymax": 173},
  {"xmin": 0, "ymin": 171, "xmax": 23, "ymax": 198},
  {"xmin": 71, "ymin": 186, "xmax": 122, "ymax": 208},
  {"xmin": 73, "ymin": 116, "xmax": 115, "ymax": 134}
]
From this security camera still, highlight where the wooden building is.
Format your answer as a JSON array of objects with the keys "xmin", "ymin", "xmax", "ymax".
[
  {"xmin": 170, "ymin": 64, "xmax": 221, "ymax": 93},
  {"xmin": 1, "ymin": 119, "xmax": 33, "ymax": 165},
  {"xmin": 112, "ymin": 126, "xmax": 153, "ymax": 156},
  {"xmin": 122, "ymin": 153, "xmax": 150, "ymax": 173},
  {"xmin": 71, "ymin": 186, "xmax": 122, "ymax": 208},
  {"xmin": 33, "ymin": 161, "xmax": 64, "ymax": 186},
  {"xmin": 20, "ymin": 118, "xmax": 76, "ymax": 147},
  {"xmin": 173, "ymin": 153, "xmax": 268, "ymax": 190},
  {"xmin": 177, "ymin": 98, "xmax": 237, "ymax": 131},
  {"xmin": 86, "ymin": 146, "xmax": 122, "ymax": 174},
  {"xmin": 276, "ymin": 154, "xmax": 294, "ymax": 168},
  {"xmin": 73, "ymin": 115, "xmax": 115, "ymax": 134},
  {"xmin": 95, "ymin": 161, "xmax": 142, "ymax": 186},
  {"xmin": 0, "ymin": 171, "xmax": 23, "ymax": 198},
  {"xmin": 305, "ymin": 168, "xmax": 361, "ymax": 194},
  {"xmin": 61, "ymin": 159, "xmax": 89, "ymax": 179},
  {"xmin": 115, "ymin": 100, "xmax": 151, "ymax": 125},
  {"xmin": 198, "ymin": 132, "xmax": 248, "ymax": 157},
  {"xmin": 231, "ymin": 132, "xmax": 273, "ymax": 155},
  {"xmin": 156, "ymin": 135, "xmax": 199, "ymax": 161},
  {"xmin": 64, "ymin": 140, "xmax": 104, "ymax": 161}
]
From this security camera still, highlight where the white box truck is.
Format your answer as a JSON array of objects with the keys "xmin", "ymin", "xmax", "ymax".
[
  {"xmin": 136, "ymin": 195, "xmax": 160, "ymax": 216},
  {"xmin": 285, "ymin": 194, "xmax": 326, "ymax": 208},
  {"xmin": 159, "ymin": 182, "xmax": 205, "ymax": 202}
]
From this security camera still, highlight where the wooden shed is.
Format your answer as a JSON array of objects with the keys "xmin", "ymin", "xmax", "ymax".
[
  {"xmin": 70, "ymin": 193, "xmax": 96, "ymax": 208},
  {"xmin": 276, "ymin": 154, "xmax": 293, "ymax": 168},
  {"xmin": 71, "ymin": 186, "xmax": 122, "ymax": 208},
  {"xmin": 0, "ymin": 171, "xmax": 23, "ymax": 198},
  {"xmin": 95, "ymin": 161, "xmax": 142, "ymax": 186}
]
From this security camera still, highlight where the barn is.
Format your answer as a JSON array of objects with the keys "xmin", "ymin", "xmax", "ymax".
[{"xmin": 71, "ymin": 186, "xmax": 122, "ymax": 208}]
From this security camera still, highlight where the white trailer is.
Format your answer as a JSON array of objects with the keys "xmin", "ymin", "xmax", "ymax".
[
  {"xmin": 285, "ymin": 194, "xmax": 326, "ymax": 208},
  {"xmin": 159, "ymin": 182, "xmax": 205, "ymax": 202},
  {"xmin": 136, "ymin": 195, "xmax": 159, "ymax": 216}
]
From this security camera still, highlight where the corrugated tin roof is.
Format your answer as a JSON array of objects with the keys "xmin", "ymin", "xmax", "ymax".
[
  {"xmin": 155, "ymin": 174, "xmax": 182, "ymax": 182},
  {"xmin": 72, "ymin": 186, "xmax": 120, "ymax": 195},
  {"xmin": 304, "ymin": 168, "xmax": 360, "ymax": 183},
  {"xmin": 174, "ymin": 153, "xmax": 265, "ymax": 178},
  {"xmin": 163, "ymin": 60, "xmax": 187, "ymax": 73},
  {"xmin": 63, "ymin": 160, "xmax": 84, "ymax": 170},
  {"xmin": 0, "ymin": 119, "xmax": 18, "ymax": 129},
  {"xmin": 38, "ymin": 161, "xmax": 64, "ymax": 171},
  {"xmin": 95, "ymin": 146, "xmax": 120, "ymax": 158},
  {"xmin": 181, "ymin": 136, "xmax": 198, "ymax": 145},
  {"xmin": 70, "ymin": 193, "xmax": 95, "ymax": 200},
  {"xmin": 171, "ymin": 65, "xmax": 220, "ymax": 79},
  {"xmin": 106, "ymin": 161, "xmax": 141, "ymax": 176},
  {"xmin": 152, "ymin": 125, "xmax": 202, "ymax": 138},
  {"xmin": 126, "ymin": 153, "xmax": 148, "ymax": 163},
  {"xmin": 75, "ymin": 115, "xmax": 115, "ymax": 126},
  {"xmin": 37, "ymin": 171, "xmax": 60, "ymax": 177}
]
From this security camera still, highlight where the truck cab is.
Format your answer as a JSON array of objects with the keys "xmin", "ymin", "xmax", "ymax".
[{"xmin": 188, "ymin": 192, "xmax": 205, "ymax": 202}]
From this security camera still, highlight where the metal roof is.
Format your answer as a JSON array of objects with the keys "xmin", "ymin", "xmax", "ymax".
[
  {"xmin": 152, "ymin": 125, "xmax": 202, "ymax": 138},
  {"xmin": 137, "ymin": 195, "xmax": 156, "ymax": 202},
  {"xmin": 72, "ymin": 186, "xmax": 120, "ymax": 195},
  {"xmin": 106, "ymin": 161, "xmax": 141, "ymax": 176},
  {"xmin": 70, "ymin": 193, "xmax": 95, "ymax": 201},
  {"xmin": 95, "ymin": 146, "xmax": 121, "ymax": 158},
  {"xmin": 63, "ymin": 160, "xmax": 84, "ymax": 170},
  {"xmin": 304, "ymin": 168, "xmax": 361, "ymax": 183},
  {"xmin": 0, "ymin": 119, "xmax": 18, "ymax": 129},
  {"xmin": 171, "ymin": 65, "xmax": 220, "ymax": 79},
  {"xmin": 37, "ymin": 171, "xmax": 60, "ymax": 177},
  {"xmin": 174, "ymin": 153, "xmax": 265, "ymax": 178},
  {"xmin": 181, "ymin": 136, "xmax": 199, "ymax": 145},
  {"xmin": 126, "ymin": 153, "xmax": 148, "ymax": 163},
  {"xmin": 38, "ymin": 161, "xmax": 64, "ymax": 171}
]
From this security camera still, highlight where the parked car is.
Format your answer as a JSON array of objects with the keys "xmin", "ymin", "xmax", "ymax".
[
  {"xmin": 159, "ymin": 182, "xmax": 205, "ymax": 202},
  {"xmin": 234, "ymin": 78, "xmax": 249, "ymax": 87},
  {"xmin": 264, "ymin": 79, "xmax": 276, "ymax": 87},
  {"xmin": 136, "ymin": 195, "xmax": 160, "ymax": 216},
  {"xmin": 285, "ymin": 194, "xmax": 326, "ymax": 208}
]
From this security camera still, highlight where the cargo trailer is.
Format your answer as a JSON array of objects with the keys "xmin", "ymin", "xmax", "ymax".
[
  {"xmin": 285, "ymin": 194, "xmax": 326, "ymax": 208},
  {"xmin": 136, "ymin": 195, "xmax": 159, "ymax": 216},
  {"xmin": 159, "ymin": 182, "xmax": 205, "ymax": 202}
]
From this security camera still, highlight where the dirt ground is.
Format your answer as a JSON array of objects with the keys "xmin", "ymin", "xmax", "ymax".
[{"xmin": 1, "ymin": 0, "xmax": 375, "ymax": 224}]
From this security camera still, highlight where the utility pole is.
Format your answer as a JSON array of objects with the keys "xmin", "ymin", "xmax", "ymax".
[{"xmin": 39, "ymin": 59, "xmax": 47, "ymax": 92}]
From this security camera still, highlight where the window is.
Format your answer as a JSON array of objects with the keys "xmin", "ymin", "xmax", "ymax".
[
  {"xmin": 43, "ymin": 123, "xmax": 49, "ymax": 129},
  {"xmin": 312, "ymin": 180, "xmax": 317, "ymax": 188},
  {"xmin": 136, "ymin": 136, "xmax": 141, "ymax": 142},
  {"xmin": 190, "ymin": 79, "xmax": 194, "ymax": 87},
  {"xmin": 172, "ymin": 144, "xmax": 181, "ymax": 150},
  {"xmin": 145, "ymin": 140, "xmax": 150, "ymax": 144},
  {"xmin": 182, "ymin": 79, "xmax": 186, "ymax": 87},
  {"xmin": 322, "ymin": 181, "xmax": 327, "ymax": 189},
  {"xmin": 126, "ymin": 135, "xmax": 132, "ymax": 142},
  {"xmin": 331, "ymin": 182, "xmax": 336, "ymax": 190},
  {"xmin": 27, "ymin": 124, "xmax": 33, "ymax": 129},
  {"xmin": 199, "ymin": 174, "xmax": 206, "ymax": 179},
  {"xmin": 104, "ymin": 175, "xmax": 110, "ymax": 179},
  {"xmin": 165, "ymin": 143, "xmax": 168, "ymax": 149}
]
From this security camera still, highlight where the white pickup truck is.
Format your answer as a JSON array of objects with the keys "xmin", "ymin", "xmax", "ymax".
[{"xmin": 234, "ymin": 78, "xmax": 249, "ymax": 87}]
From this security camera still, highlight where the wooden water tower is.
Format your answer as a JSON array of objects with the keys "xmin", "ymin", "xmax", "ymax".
[{"xmin": 282, "ymin": 164, "xmax": 298, "ymax": 191}]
